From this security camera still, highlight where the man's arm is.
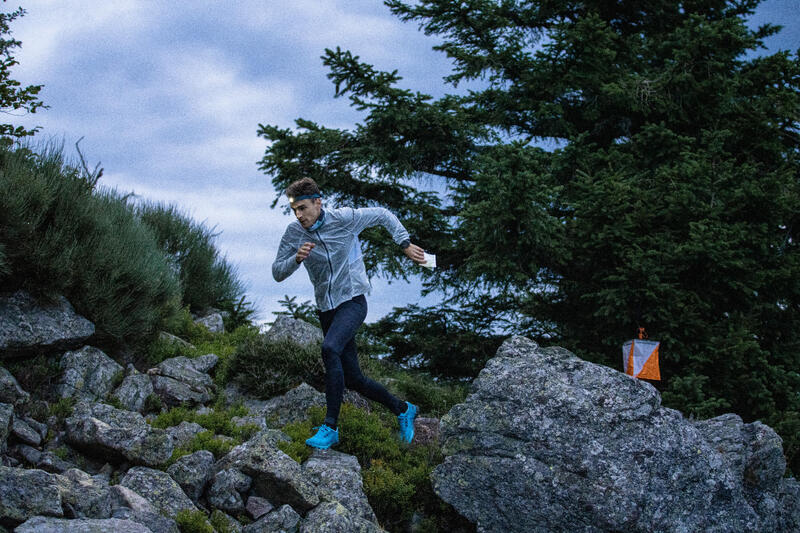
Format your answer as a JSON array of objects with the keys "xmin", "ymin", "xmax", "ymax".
[
  {"xmin": 351, "ymin": 207, "xmax": 426, "ymax": 263},
  {"xmin": 272, "ymin": 229, "xmax": 303, "ymax": 282}
]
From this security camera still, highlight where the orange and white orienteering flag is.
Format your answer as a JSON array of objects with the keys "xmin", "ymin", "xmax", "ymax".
[{"xmin": 622, "ymin": 338, "xmax": 661, "ymax": 380}]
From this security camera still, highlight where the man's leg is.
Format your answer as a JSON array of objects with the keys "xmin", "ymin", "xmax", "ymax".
[
  {"xmin": 340, "ymin": 335, "xmax": 406, "ymax": 416},
  {"xmin": 318, "ymin": 295, "xmax": 368, "ymax": 428}
]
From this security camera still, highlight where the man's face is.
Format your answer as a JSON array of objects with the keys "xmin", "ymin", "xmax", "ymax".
[{"xmin": 290, "ymin": 197, "xmax": 322, "ymax": 229}]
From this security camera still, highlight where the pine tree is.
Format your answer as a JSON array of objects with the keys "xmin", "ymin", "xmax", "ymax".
[{"xmin": 258, "ymin": 0, "xmax": 800, "ymax": 471}]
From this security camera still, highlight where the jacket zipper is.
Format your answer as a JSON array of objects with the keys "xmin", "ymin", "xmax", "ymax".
[{"xmin": 315, "ymin": 230, "xmax": 335, "ymax": 309}]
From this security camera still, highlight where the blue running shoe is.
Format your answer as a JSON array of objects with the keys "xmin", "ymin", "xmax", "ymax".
[
  {"xmin": 397, "ymin": 402, "xmax": 418, "ymax": 443},
  {"xmin": 305, "ymin": 425, "xmax": 339, "ymax": 449}
]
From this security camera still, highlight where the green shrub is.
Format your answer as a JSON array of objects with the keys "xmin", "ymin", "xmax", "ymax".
[
  {"xmin": 209, "ymin": 510, "xmax": 238, "ymax": 533},
  {"xmin": 5, "ymin": 355, "xmax": 61, "ymax": 399},
  {"xmin": 135, "ymin": 201, "xmax": 253, "ymax": 326},
  {"xmin": 49, "ymin": 397, "xmax": 76, "ymax": 420},
  {"xmin": 226, "ymin": 337, "xmax": 324, "ymax": 399},
  {"xmin": 175, "ymin": 509, "xmax": 213, "ymax": 533},
  {"xmin": 169, "ymin": 430, "xmax": 236, "ymax": 464},
  {"xmin": 0, "ymin": 143, "xmax": 182, "ymax": 347},
  {"xmin": 143, "ymin": 393, "xmax": 163, "ymax": 414},
  {"xmin": 150, "ymin": 404, "xmax": 257, "ymax": 442}
]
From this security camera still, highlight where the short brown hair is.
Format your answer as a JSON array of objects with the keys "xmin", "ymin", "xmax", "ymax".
[{"xmin": 286, "ymin": 178, "xmax": 320, "ymax": 199}]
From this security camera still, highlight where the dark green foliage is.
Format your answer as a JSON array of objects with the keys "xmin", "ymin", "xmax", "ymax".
[
  {"xmin": 175, "ymin": 509, "xmax": 214, "ymax": 533},
  {"xmin": 49, "ymin": 397, "xmax": 76, "ymax": 421},
  {"xmin": 0, "ymin": 7, "xmax": 46, "ymax": 142},
  {"xmin": 150, "ymin": 404, "xmax": 252, "ymax": 437},
  {"xmin": 169, "ymin": 430, "xmax": 237, "ymax": 464},
  {"xmin": 143, "ymin": 393, "xmax": 163, "ymax": 414},
  {"xmin": 225, "ymin": 336, "xmax": 324, "ymax": 398},
  {"xmin": 135, "ymin": 201, "xmax": 253, "ymax": 325},
  {"xmin": 366, "ymin": 304, "xmax": 503, "ymax": 379},
  {"xmin": 5, "ymin": 355, "xmax": 60, "ymax": 399},
  {"xmin": 259, "ymin": 0, "xmax": 800, "ymax": 474},
  {"xmin": 0, "ymin": 144, "xmax": 182, "ymax": 348},
  {"xmin": 208, "ymin": 511, "xmax": 237, "ymax": 533},
  {"xmin": 273, "ymin": 295, "xmax": 320, "ymax": 327},
  {"xmin": 279, "ymin": 404, "xmax": 472, "ymax": 532}
]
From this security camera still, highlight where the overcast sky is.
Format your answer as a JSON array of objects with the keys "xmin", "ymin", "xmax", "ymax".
[{"xmin": 8, "ymin": 1, "xmax": 799, "ymax": 324}]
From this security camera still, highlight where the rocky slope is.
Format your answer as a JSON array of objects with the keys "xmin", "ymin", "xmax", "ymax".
[{"xmin": 2, "ymin": 291, "xmax": 798, "ymax": 532}]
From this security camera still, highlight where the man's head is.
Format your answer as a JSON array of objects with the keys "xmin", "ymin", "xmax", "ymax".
[{"xmin": 287, "ymin": 177, "xmax": 322, "ymax": 229}]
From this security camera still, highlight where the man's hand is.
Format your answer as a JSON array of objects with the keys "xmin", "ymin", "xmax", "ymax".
[
  {"xmin": 296, "ymin": 242, "xmax": 315, "ymax": 263},
  {"xmin": 403, "ymin": 243, "xmax": 426, "ymax": 264}
]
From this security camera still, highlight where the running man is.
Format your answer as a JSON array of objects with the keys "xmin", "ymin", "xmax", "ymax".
[{"xmin": 272, "ymin": 177, "xmax": 425, "ymax": 449}]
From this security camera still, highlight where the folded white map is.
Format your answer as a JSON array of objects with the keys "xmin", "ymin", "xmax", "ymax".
[{"xmin": 421, "ymin": 252, "xmax": 436, "ymax": 270}]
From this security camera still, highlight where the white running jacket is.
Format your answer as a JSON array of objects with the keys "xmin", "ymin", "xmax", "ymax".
[{"xmin": 272, "ymin": 207, "xmax": 410, "ymax": 312}]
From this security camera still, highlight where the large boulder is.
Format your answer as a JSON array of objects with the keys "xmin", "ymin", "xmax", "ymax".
[
  {"xmin": 432, "ymin": 336, "xmax": 800, "ymax": 533},
  {"xmin": 112, "ymin": 373, "xmax": 154, "ymax": 413},
  {"xmin": 65, "ymin": 401, "xmax": 173, "ymax": 466},
  {"xmin": 166, "ymin": 450, "xmax": 215, "ymax": 502},
  {"xmin": 0, "ymin": 291, "xmax": 94, "ymax": 356},
  {"xmin": 302, "ymin": 449, "xmax": 377, "ymax": 524},
  {"xmin": 243, "ymin": 504, "xmax": 301, "ymax": 533},
  {"xmin": 0, "ymin": 365, "xmax": 30, "ymax": 406},
  {"xmin": 263, "ymin": 316, "xmax": 323, "ymax": 345},
  {"xmin": 300, "ymin": 502, "xmax": 384, "ymax": 533},
  {"xmin": 214, "ymin": 429, "xmax": 320, "ymax": 512},
  {"xmin": 109, "ymin": 485, "xmax": 180, "ymax": 533},
  {"xmin": 120, "ymin": 466, "xmax": 197, "ymax": 519},
  {"xmin": 166, "ymin": 421, "xmax": 206, "ymax": 449},
  {"xmin": 15, "ymin": 516, "xmax": 153, "ymax": 532},
  {"xmin": 0, "ymin": 466, "xmax": 64, "ymax": 525},
  {"xmin": 56, "ymin": 346, "xmax": 123, "ymax": 401},
  {"xmin": 261, "ymin": 382, "xmax": 325, "ymax": 426},
  {"xmin": 149, "ymin": 355, "xmax": 215, "ymax": 407},
  {"xmin": 56, "ymin": 468, "xmax": 111, "ymax": 519},
  {"xmin": 207, "ymin": 468, "xmax": 252, "ymax": 515},
  {"xmin": 194, "ymin": 312, "xmax": 225, "ymax": 334}
]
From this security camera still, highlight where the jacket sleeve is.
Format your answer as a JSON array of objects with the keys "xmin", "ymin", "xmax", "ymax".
[
  {"xmin": 272, "ymin": 228, "xmax": 302, "ymax": 282},
  {"xmin": 351, "ymin": 207, "xmax": 410, "ymax": 246}
]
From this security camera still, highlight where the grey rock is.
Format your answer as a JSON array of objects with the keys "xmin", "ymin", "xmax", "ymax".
[
  {"xmin": 158, "ymin": 331, "xmax": 195, "ymax": 350},
  {"xmin": 0, "ymin": 466, "xmax": 63, "ymax": 523},
  {"xmin": 166, "ymin": 450, "xmax": 215, "ymax": 502},
  {"xmin": 191, "ymin": 353, "xmax": 219, "ymax": 373},
  {"xmin": 243, "ymin": 504, "xmax": 301, "ymax": 533},
  {"xmin": 261, "ymin": 383, "xmax": 325, "ymax": 427},
  {"xmin": 37, "ymin": 450, "xmax": 79, "ymax": 474},
  {"xmin": 300, "ymin": 502, "xmax": 385, "ymax": 533},
  {"xmin": 65, "ymin": 401, "xmax": 173, "ymax": 467},
  {"xmin": 110, "ymin": 485, "xmax": 179, "ymax": 533},
  {"xmin": 263, "ymin": 316, "xmax": 323, "ymax": 346},
  {"xmin": 151, "ymin": 375, "xmax": 212, "ymax": 407},
  {"xmin": 112, "ymin": 507, "xmax": 179, "ymax": 533},
  {"xmin": 223, "ymin": 382, "xmax": 269, "ymax": 413},
  {"xmin": 232, "ymin": 415, "xmax": 268, "ymax": 431},
  {"xmin": 56, "ymin": 468, "xmax": 111, "ymax": 519},
  {"xmin": 23, "ymin": 416, "xmax": 48, "ymax": 440},
  {"xmin": 207, "ymin": 468, "xmax": 252, "ymax": 515},
  {"xmin": 0, "ymin": 291, "xmax": 94, "ymax": 356},
  {"xmin": 15, "ymin": 516, "xmax": 153, "ymax": 532},
  {"xmin": 152, "ymin": 356, "xmax": 213, "ymax": 390},
  {"xmin": 166, "ymin": 421, "xmax": 205, "ymax": 449},
  {"xmin": 246, "ymin": 496, "xmax": 274, "ymax": 520},
  {"xmin": 302, "ymin": 449, "xmax": 377, "ymax": 524},
  {"xmin": 15, "ymin": 443, "xmax": 42, "ymax": 465},
  {"xmin": 120, "ymin": 466, "xmax": 197, "ymax": 519},
  {"xmin": 0, "ymin": 365, "xmax": 29, "ymax": 406},
  {"xmin": 215, "ymin": 430, "xmax": 319, "ymax": 513},
  {"xmin": 56, "ymin": 346, "xmax": 123, "ymax": 401},
  {"xmin": 0, "ymin": 402, "xmax": 12, "ymax": 454},
  {"xmin": 113, "ymin": 373, "xmax": 154, "ymax": 413},
  {"xmin": 432, "ymin": 336, "xmax": 797, "ymax": 533},
  {"xmin": 11, "ymin": 416, "xmax": 42, "ymax": 446},
  {"xmin": 195, "ymin": 312, "xmax": 225, "ymax": 334}
]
